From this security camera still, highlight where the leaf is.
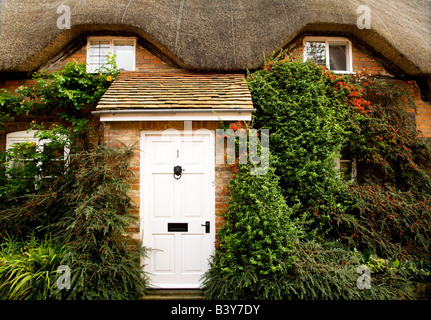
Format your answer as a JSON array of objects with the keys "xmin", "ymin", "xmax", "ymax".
[
  {"xmin": 362, "ymin": 248, "xmax": 371, "ymax": 262},
  {"xmin": 392, "ymin": 259, "xmax": 400, "ymax": 268}
]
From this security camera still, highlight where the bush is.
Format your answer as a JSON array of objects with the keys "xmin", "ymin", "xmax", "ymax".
[
  {"xmin": 0, "ymin": 60, "xmax": 148, "ymax": 300},
  {"xmin": 335, "ymin": 77, "xmax": 431, "ymax": 276},
  {"xmin": 247, "ymin": 57, "xmax": 352, "ymax": 235},
  {"xmin": 202, "ymin": 148, "xmax": 413, "ymax": 300},
  {"xmin": 242, "ymin": 57, "xmax": 429, "ymax": 299},
  {"xmin": 0, "ymin": 59, "xmax": 121, "ymax": 240},
  {"xmin": 337, "ymin": 182, "xmax": 431, "ymax": 263},
  {"xmin": 283, "ymin": 241, "xmax": 414, "ymax": 300},
  {"xmin": 0, "ymin": 145, "xmax": 148, "ymax": 300},
  {"xmin": 0, "ymin": 235, "xmax": 66, "ymax": 300},
  {"xmin": 49, "ymin": 146, "xmax": 148, "ymax": 300},
  {"xmin": 202, "ymin": 138, "xmax": 304, "ymax": 299}
]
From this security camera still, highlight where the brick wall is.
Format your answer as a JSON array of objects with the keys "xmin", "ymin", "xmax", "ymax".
[{"xmin": 351, "ymin": 46, "xmax": 390, "ymax": 76}]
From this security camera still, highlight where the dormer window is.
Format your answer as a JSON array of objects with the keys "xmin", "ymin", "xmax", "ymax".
[
  {"xmin": 304, "ymin": 37, "xmax": 353, "ymax": 73},
  {"xmin": 87, "ymin": 37, "xmax": 136, "ymax": 73}
]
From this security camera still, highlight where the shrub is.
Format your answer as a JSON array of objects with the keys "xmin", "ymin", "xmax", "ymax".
[
  {"xmin": 0, "ymin": 60, "xmax": 148, "ymax": 300},
  {"xmin": 202, "ymin": 139, "xmax": 414, "ymax": 300},
  {"xmin": 50, "ymin": 146, "xmax": 148, "ymax": 300},
  {"xmin": 0, "ymin": 59, "xmax": 121, "ymax": 240},
  {"xmin": 247, "ymin": 57, "xmax": 353, "ymax": 235},
  {"xmin": 202, "ymin": 155, "xmax": 303, "ymax": 299},
  {"xmin": 283, "ymin": 241, "xmax": 414, "ymax": 300},
  {"xmin": 0, "ymin": 235, "xmax": 67, "ymax": 300},
  {"xmin": 347, "ymin": 77, "xmax": 431, "ymax": 190},
  {"xmin": 244, "ymin": 57, "xmax": 428, "ymax": 298},
  {"xmin": 0, "ymin": 146, "xmax": 148, "ymax": 300},
  {"xmin": 337, "ymin": 182, "xmax": 431, "ymax": 262},
  {"xmin": 335, "ymin": 77, "xmax": 431, "ymax": 275}
]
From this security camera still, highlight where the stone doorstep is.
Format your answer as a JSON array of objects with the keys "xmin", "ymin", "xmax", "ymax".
[{"xmin": 143, "ymin": 289, "xmax": 204, "ymax": 300}]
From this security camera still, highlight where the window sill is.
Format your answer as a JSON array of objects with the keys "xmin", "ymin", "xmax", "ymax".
[{"xmin": 332, "ymin": 70, "xmax": 356, "ymax": 75}]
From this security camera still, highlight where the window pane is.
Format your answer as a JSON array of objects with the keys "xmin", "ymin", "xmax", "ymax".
[
  {"xmin": 88, "ymin": 41, "xmax": 110, "ymax": 72},
  {"xmin": 9, "ymin": 142, "xmax": 37, "ymax": 169},
  {"xmin": 306, "ymin": 41, "xmax": 326, "ymax": 66},
  {"xmin": 41, "ymin": 144, "xmax": 65, "ymax": 177},
  {"xmin": 329, "ymin": 44, "xmax": 347, "ymax": 71},
  {"xmin": 114, "ymin": 40, "xmax": 135, "ymax": 71}
]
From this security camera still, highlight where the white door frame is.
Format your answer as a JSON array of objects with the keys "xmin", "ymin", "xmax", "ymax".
[{"xmin": 139, "ymin": 129, "xmax": 215, "ymax": 288}]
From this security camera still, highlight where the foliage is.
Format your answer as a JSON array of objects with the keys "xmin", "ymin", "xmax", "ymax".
[
  {"xmin": 204, "ymin": 122, "xmax": 415, "ymax": 300},
  {"xmin": 202, "ymin": 128, "xmax": 303, "ymax": 299},
  {"xmin": 247, "ymin": 56, "xmax": 353, "ymax": 235},
  {"xmin": 0, "ymin": 235, "xmax": 67, "ymax": 300},
  {"xmin": 50, "ymin": 146, "xmax": 148, "ymax": 300},
  {"xmin": 347, "ymin": 77, "xmax": 430, "ymax": 189},
  {"xmin": 282, "ymin": 241, "xmax": 413, "ymax": 300},
  {"xmin": 0, "ymin": 141, "xmax": 42, "ymax": 199},
  {"xmin": 207, "ymin": 57, "xmax": 430, "ymax": 299},
  {"xmin": 0, "ymin": 60, "xmax": 148, "ymax": 299},
  {"xmin": 0, "ymin": 59, "xmax": 120, "ymax": 240},
  {"xmin": 336, "ymin": 182, "xmax": 431, "ymax": 265},
  {"xmin": 0, "ymin": 56, "xmax": 119, "ymax": 150},
  {"xmin": 333, "ymin": 76, "xmax": 431, "ymax": 276},
  {"xmin": 0, "ymin": 146, "xmax": 148, "ymax": 300}
]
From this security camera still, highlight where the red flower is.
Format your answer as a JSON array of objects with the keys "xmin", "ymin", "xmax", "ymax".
[
  {"xmin": 230, "ymin": 123, "xmax": 238, "ymax": 131},
  {"xmin": 229, "ymin": 121, "xmax": 243, "ymax": 131}
]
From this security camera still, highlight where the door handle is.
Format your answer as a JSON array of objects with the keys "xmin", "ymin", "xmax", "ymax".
[{"xmin": 201, "ymin": 221, "xmax": 210, "ymax": 233}]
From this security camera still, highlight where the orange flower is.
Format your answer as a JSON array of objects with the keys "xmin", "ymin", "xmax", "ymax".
[
  {"xmin": 107, "ymin": 76, "xmax": 113, "ymax": 82},
  {"xmin": 230, "ymin": 123, "xmax": 238, "ymax": 131}
]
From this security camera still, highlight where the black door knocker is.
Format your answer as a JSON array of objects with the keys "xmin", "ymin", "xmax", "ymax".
[{"xmin": 174, "ymin": 165, "xmax": 183, "ymax": 180}]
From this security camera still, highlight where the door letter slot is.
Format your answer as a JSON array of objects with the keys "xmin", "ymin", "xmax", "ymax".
[{"xmin": 167, "ymin": 223, "xmax": 188, "ymax": 232}]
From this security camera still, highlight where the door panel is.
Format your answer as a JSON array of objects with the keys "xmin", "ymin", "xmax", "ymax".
[
  {"xmin": 181, "ymin": 174, "xmax": 204, "ymax": 217},
  {"xmin": 182, "ymin": 235, "xmax": 204, "ymax": 272},
  {"xmin": 153, "ymin": 235, "xmax": 175, "ymax": 272},
  {"xmin": 152, "ymin": 174, "xmax": 175, "ymax": 218}
]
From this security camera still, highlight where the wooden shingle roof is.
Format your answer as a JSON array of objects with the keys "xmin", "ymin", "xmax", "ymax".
[{"xmin": 96, "ymin": 72, "xmax": 254, "ymax": 110}]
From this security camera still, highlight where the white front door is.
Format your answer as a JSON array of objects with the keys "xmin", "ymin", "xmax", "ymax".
[{"xmin": 141, "ymin": 130, "xmax": 215, "ymax": 288}]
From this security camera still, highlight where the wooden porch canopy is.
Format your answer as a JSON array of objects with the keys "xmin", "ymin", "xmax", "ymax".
[{"xmin": 93, "ymin": 72, "xmax": 254, "ymax": 122}]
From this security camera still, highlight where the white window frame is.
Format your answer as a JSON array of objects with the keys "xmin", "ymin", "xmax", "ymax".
[
  {"xmin": 335, "ymin": 157, "xmax": 357, "ymax": 181},
  {"xmin": 303, "ymin": 36, "xmax": 354, "ymax": 74},
  {"xmin": 6, "ymin": 130, "xmax": 70, "ymax": 178},
  {"xmin": 86, "ymin": 36, "xmax": 137, "ymax": 73}
]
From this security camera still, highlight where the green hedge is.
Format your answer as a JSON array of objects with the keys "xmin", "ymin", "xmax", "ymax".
[{"xmin": 248, "ymin": 58, "xmax": 352, "ymax": 235}]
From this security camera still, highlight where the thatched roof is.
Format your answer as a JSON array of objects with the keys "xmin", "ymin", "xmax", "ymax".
[{"xmin": 0, "ymin": 0, "xmax": 430, "ymax": 82}]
